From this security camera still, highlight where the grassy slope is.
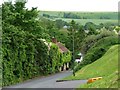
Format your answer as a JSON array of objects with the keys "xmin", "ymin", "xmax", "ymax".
[{"xmin": 64, "ymin": 45, "xmax": 119, "ymax": 88}]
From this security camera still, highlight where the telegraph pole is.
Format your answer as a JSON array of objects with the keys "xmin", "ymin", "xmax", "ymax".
[
  {"xmin": 71, "ymin": 20, "xmax": 76, "ymax": 76},
  {"xmin": 72, "ymin": 28, "xmax": 75, "ymax": 76}
]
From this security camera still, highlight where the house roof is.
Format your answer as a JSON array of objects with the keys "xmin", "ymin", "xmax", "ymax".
[
  {"xmin": 51, "ymin": 37, "xmax": 68, "ymax": 53},
  {"xmin": 56, "ymin": 42, "xmax": 68, "ymax": 53}
]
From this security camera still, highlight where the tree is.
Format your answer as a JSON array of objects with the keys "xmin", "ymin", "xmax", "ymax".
[
  {"xmin": 2, "ymin": 0, "xmax": 40, "ymax": 34},
  {"xmin": 63, "ymin": 12, "xmax": 81, "ymax": 19},
  {"xmin": 2, "ymin": 1, "xmax": 51, "ymax": 86},
  {"xmin": 74, "ymin": 25, "xmax": 86, "ymax": 52},
  {"xmin": 68, "ymin": 20, "xmax": 77, "ymax": 76},
  {"xmin": 84, "ymin": 22, "xmax": 97, "ymax": 35},
  {"xmin": 43, "ymin": 13, "xmax": 50, "ymax": 18},
  {"xmin": 55, "ymin": 19, "xmax": 68, "ymax": 29}
]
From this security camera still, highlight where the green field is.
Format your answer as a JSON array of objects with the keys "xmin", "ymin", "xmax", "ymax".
[
  {"xmin": 39, "ymin": 11, "xmax": 118, "ymax": 19},
  {"xmin": 39, "ymin": 11, "xmax": 118, "ymax": 25},
  {"xmin": 63, "ymin": 45, "xmax": 119, "ymax": 88},
  {"xmin": 54, "ymin": 18, "xmax": 117, "ymax": 25}
]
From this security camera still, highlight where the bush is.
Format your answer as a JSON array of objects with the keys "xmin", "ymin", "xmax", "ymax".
[
  {"xmin": 61, "ymin": 51, "xmax": 71, "ymax": 63},
  {"xmin": 81, "ymin": 30, "xmax": 116, "ymax": 54},
  {"xmin": 83, "ymin": 47, "xmax": 106, "ymax": 65},
  {"xmin": 75, "ymin": 35, "xmax": 119, "ymax": 72}
]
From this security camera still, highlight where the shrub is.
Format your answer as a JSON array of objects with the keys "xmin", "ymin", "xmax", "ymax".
[
  {"xmin": 81, "ymin": 30, "xmax": 116, "ymax": 54},
  {"xmin": 75, "ymin": 35, "xmax": 119, "ymax": 72}
]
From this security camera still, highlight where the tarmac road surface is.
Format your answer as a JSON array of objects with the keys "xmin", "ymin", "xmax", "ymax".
[{"xmin": 3, "ymin": 70, "xmax": 87, "ymax": 89}]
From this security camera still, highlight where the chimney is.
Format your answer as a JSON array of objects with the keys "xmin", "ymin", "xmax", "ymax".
[{"xmin": 52, "ymin": 37, "xmax": 57, "ymax": 43}]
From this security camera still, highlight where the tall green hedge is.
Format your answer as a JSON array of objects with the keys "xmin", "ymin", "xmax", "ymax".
[
  {"xmin": 2, "ymin": 1, "xmax": 72, "ymax": 86},
  {"xmin": 2, "ymin": 24, "xmax": 71, "ymax": 86},
  {"xmin": 2, "ymin": 24, "xmax": 50, "ymax": 86}
]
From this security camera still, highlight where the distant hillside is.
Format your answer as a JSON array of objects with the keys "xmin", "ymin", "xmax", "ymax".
[
  {"xmin": 64, "ymin": 45, "xmax": 119, "ymax": 88},
  {"xmin": 39, "ymin": 11, "xmax": 118, "ymax": 25},
  {"xmin": 39, "ymin": 11, "xmax": 118, "ymax": 20}
]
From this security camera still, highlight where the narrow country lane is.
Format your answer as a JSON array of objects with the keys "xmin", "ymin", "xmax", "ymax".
[{"xmin": 3, "ymin": 70, "xmax": 87, "ymax": 89}]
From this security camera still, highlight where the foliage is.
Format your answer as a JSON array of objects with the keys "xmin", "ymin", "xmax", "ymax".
[
  {"xmin": 63, "ymin": 12, "xmax": 81, "ymax": 19},
  {"xmin": 2, "ymin": 1, "xmax": 72, "ymax": 86},
  {"xmin": 75, "ymin": 35, "xmax": 119, "ymax": 72},
  {"xmin": 49, "ymin": 43, "xmax": 71, "ymax": 73},
  {"xmin": 84, "ymin": 22, "xmax": 98, "ymax": 35},
  {"xmin": 43, "ymin": 13, "xmax": 50, "ymax": 18},
  {"xmin": 115, "ymin": 26, "xmax": 120, "ymax": 32},
  {"xmin": 49, "ymin": 44, "xmax": 61, "ymax": 73},
  {"xmin": 74, "ymin": 25, "xmax": 86, "ymax": 52},
  {"xmin": 2, "ymin": 22, "xmax": 50, "ymax": 85},
  {"xmin": 80, "ymin": 30, "xmax": 116, "ymax": 54},
  {"xmin": 2, "ymin": 1, "xmax": 41, "ymax": 35},
  {"xmin": 61, "ymin": 51, "xmax": 71, "ymax": 63},
  {"xmin": 54, "ymin": 19, "xmax": 68, "ymax": 29}
]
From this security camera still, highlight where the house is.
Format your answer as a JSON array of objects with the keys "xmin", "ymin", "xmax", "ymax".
[
  {"xmin": 41, "ymin": 38, "xmax": 70, "ymax": 71},
  {"xmin": 51, "ymin": 37, "xmax": 70, "ymax": 71},
  {"xmin": 52, "ymin": 38, "xmax": 68, "ymax": 53}
]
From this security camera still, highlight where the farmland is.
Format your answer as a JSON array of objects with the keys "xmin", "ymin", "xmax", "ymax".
[
  {"xmin": 53, "ymin": 18, "xmax": 117, "ymax": 25},
  {"xmin": 39, "ymin": 11, "xmax": 118, "ymax": 25}
]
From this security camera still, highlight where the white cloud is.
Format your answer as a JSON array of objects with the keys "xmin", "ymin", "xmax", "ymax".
[{"xmin": 0, "ymin": 0, "xmax": 3, "ymax": 5}]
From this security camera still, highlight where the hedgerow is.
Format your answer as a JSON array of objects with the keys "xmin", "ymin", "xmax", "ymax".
[
  {"xmin": 2, "ymin": 24, "xmax": 71, "ymax": 86},
  {"xmin": 2, "ymin": 1, "xmax": 72, "ymax": 86}
]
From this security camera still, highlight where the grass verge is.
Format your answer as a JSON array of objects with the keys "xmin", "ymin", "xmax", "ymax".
[{"xmin": 63, "ymin": 45, "xmax": 119, "ymax": 88}]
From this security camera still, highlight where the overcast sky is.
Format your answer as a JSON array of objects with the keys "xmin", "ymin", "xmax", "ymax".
[{"xmin": 1, "ymin": 0, "xmax": 120, "ymax": 12}]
